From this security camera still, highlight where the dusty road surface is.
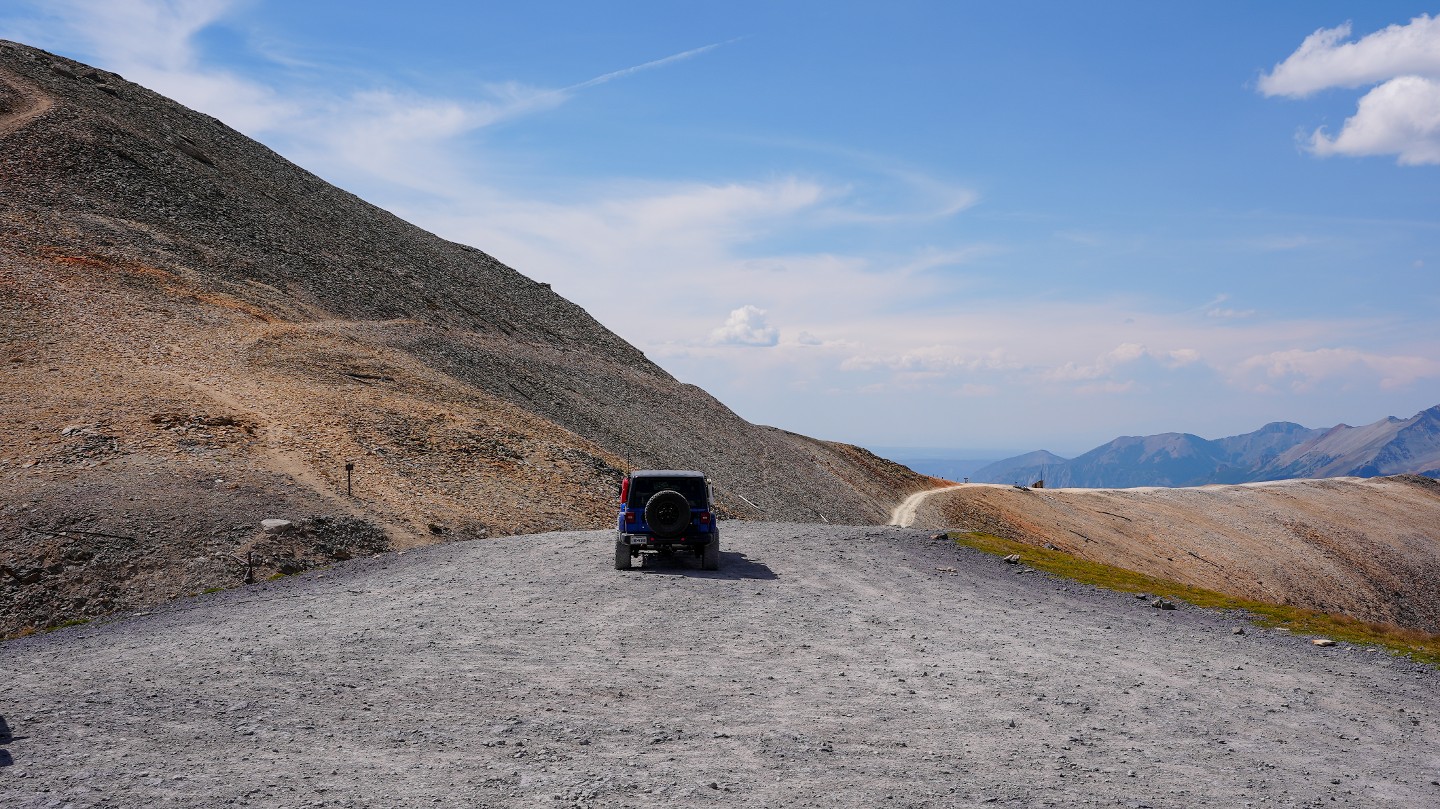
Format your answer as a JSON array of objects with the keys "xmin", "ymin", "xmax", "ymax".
[{"xmin": 2, "ymin": 523, "xmax": 1438, "ymax": 808}]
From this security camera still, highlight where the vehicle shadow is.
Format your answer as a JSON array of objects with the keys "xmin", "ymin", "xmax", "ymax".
[
  {"xmin": 638, "ymin": 551, "xmax": 779, "ymax": 580},
  {"xmin": 0, "ymin": 715, "xmax": 14, "ymax": 766}
]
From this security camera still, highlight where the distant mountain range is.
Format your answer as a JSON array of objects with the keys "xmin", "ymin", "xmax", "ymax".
[
  {"xmin": 864, "ymin": 449, "xmax": 1003, "ymax": 483},
  {"xmin": 969, "ymin": 405, "xmax": 1440, "ymax": 488}
]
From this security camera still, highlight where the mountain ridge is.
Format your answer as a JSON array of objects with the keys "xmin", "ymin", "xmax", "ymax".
[{"xmin": 972, "ymin": 406, "xmax": 1440, "ymax": 487}]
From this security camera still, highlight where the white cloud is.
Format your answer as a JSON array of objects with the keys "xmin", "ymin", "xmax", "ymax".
[
  {"xmin": 1, "ymin": 0, "xmax": 302, "ymax": 133},
  {"xmin": 839, "ymin": 346, "xmax": 1019, "ymax": 374},
  {"xmin": 9, "ymin": 1, "xmax": 1435, "ymax": 449},
  {"xmin": 1166, "ymin": 348, "xmax": 1201, "ymax": 367},
  {"xmin": 816, "ymin": 169, "xmax": 979, "ymax": 224},
  {"xmin": 1260, "ymin": 15, "xmax": 1440, "ymax": 165},
  {"xmin": 709, "ymin": 305, "xmax": 779, "ymax": 347},
  {"xmin": 11, "ymin": 0, "xmax": 231, "ymax": 69},
  {"xmin": 1259, "ymin": 16, "xmax": 1440, "ymax": 98},
  {"xmin": 1235, "ymin": 348, "xmax": 1440, "ymax": 392},
  {"xmin": 1307, "ymin": 75, "xmax": 1440, "ymax": 165},
  {"xmin": 0, "ymin": 0, "xmax": 743, "ymax": 190},
  {"xmin": 1044, "ymin": 342, "xmax": 1149, "ymax": 382}
]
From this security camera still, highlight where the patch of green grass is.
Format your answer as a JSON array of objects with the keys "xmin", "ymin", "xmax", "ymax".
[
  {"xmin": 202, "ymin": 586, "xmax": 226, "ymax": 594},
  {"xmin": 46, "ymin": 617, "xmax": 90, "ymax": 632},
  {"xmin": 951, "ymin": 531, "xmax": 1440, "ymax": 667}
]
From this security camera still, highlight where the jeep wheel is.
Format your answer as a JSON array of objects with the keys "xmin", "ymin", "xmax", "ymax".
[
  {"xmin": 701, "ymin": 533, "xmax": 721, "ymax": 571},
  {"xmin": 644, "ymin": 490, "xmax": 691, "ymax": 539},
  {"xmin": 614, "ymin": 539, "xmax": 632, "ymax": 570}
]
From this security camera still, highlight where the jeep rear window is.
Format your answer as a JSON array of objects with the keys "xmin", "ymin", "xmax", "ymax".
[{"xmin": 627, "ymin": 478, "xmax": 706, "ymax": 508}]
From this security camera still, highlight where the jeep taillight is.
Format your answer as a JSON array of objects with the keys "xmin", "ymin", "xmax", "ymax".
[
  {"xmin": 698, "ymin": 511, "xmax": 711, "ymax": 524},
  {"xmin": 625, "ymin": 512, "xmax": 636, "ymax": 524}
]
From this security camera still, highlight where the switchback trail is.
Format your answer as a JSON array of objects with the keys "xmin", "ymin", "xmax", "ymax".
[{"xmin": 3, "ymin": 523, "xmax": 1438, "ymax": 807}]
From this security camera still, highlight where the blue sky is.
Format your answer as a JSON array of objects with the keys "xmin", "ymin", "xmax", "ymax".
[{"xmin": 4, "ymin": 1, "xmax": 1439, "ymax": 455}]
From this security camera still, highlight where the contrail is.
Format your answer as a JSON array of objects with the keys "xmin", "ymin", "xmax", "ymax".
[{"xmin": 565, "ymin": 37, "xmax": 745, "ymax": 93}]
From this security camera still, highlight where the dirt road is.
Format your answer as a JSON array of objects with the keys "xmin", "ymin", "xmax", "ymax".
[
  {"xmin": 3, "ymin": 523, "xmax": 1438, "ymax": 807},
  {"xmin": 888, "ymin": 484, "xmax": 963, "ymax": 527}
]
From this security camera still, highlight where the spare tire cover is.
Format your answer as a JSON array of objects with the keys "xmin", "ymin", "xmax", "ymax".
[{"xmin": 644, "ymin": 489, "xmax": 691, "ymax": 538}]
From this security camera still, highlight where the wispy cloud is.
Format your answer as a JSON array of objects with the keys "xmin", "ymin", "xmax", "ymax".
[
  {"xmin": 0, "ymin": 0, "xmax": 741, "ymax": 186},
  {"xmin": 566, "ymin": 39, "xmax": 744, "ymax": 92},
  {"xmin": 1236, "ymin": 348, "xmax": 1440, "ymax": 392},
  {"xmin": 3, "ymin": 0, "xmax": 232, "ymax": 70},
  {"xmin": 1044, "ymin": 342, "xmax": 1150, "ymax": 382},
  {"xmin": 1, "ymin": 0, "xmax": 300, "ymax": 132},
  {"xmin": 1248, "ymin": 234, "xmax": 1316, "ymax": 251},
  {"xmin": 1194, "ymin": 293, "xmax": 1254, "ymax": 320},
  {"xmin": 1206, "ymin": 306, "xmax": 1255, "ymax": 320}
]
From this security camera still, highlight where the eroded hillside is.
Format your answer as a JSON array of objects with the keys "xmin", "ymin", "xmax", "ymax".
[
  {"xmin": 905, "ymin": 475, "xmax": 1440, "ymax": 633},
  {"xmin": 0, "ymin": 41, "xmax": 936, "ymax": 635}
]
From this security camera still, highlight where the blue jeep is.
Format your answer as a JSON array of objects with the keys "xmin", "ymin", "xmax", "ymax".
[{"xmin": 615, "ymin": 470, "xmax": 720, "ymax": 570}]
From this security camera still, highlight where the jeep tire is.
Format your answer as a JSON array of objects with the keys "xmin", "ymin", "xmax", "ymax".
[
  {"xmin": 614, "ymin": 539, "xmax": 633, "ymax": 570},
  {"xmin": 701, "ymin": 532, "xmax": 721, "ymax": 571},
  {"xmin": 644, "ymin": 490, "xmax": 691, "ymax": 539}
]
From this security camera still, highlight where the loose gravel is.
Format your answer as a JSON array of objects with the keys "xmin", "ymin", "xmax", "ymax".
[{"xmin": 2, "ymin": 522, "xmax": 1438, "ymax": 807}]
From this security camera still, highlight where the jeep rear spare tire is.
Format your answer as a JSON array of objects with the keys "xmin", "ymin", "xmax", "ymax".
[{"xmin": 644, "ymin": 489, "xmax": 691, "ymax": 538}]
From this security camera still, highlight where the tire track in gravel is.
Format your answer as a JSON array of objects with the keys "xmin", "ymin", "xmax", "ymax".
[{"xmin": 2, "ymin": 522, "xmax": 1438, "ymax": 808}]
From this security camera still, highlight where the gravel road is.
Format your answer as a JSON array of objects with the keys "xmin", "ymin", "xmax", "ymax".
[{"xmin": 2, "ymin": 523, "xmax": 1438, "ymax": 807}]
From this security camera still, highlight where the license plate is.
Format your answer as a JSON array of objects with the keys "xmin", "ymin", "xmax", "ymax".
[{"xmin": 630, "ymin": 536, "xmax": 649, "ymax": 546}]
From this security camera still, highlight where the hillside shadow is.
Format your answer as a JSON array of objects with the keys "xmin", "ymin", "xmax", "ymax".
[{"xmin": 638, "ymin": 551, "xmax": 778, "ymax": 580}]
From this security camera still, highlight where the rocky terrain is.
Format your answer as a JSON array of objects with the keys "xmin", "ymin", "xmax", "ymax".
[
  {"xmin": 3, "ymin": 522, "xmax": 1438, "ymax": 808},
  {"xmin": 902, "ymin": 475, "xmax": 1440, "ymax": 633},
  {"xmin": 0, "ymin": 41, "xmax": 936, "ymax": 637},
  {"xmin": 973, "ymin": 407, "xmax": 1440, "ymax": 488},
  {"xmin": 5, "ymin": 36, "xmax": 1440, "ymax": 808}
]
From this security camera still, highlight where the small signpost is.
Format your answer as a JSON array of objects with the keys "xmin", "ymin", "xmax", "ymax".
[{"xmin": 345, "ymin": 461, "xmax": 354, "ymax": 496}]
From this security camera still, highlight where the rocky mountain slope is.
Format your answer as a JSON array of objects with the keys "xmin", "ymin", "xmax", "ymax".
[
  {"xmin": 972, "ymin": 407, "xmax": 1440, "ymax": 487},
  {"xmin": 0, "ymin": 41, "xmax": 935, "ymax": 636},
  {"xmin": 904, "ymin": 474, "xmax": 1440, "ymax": 633}
]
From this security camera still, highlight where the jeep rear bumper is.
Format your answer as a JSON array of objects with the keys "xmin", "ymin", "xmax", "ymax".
[{"xmin": 619, "ymin": 533, "xmax": 713, "ymax": 547}]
